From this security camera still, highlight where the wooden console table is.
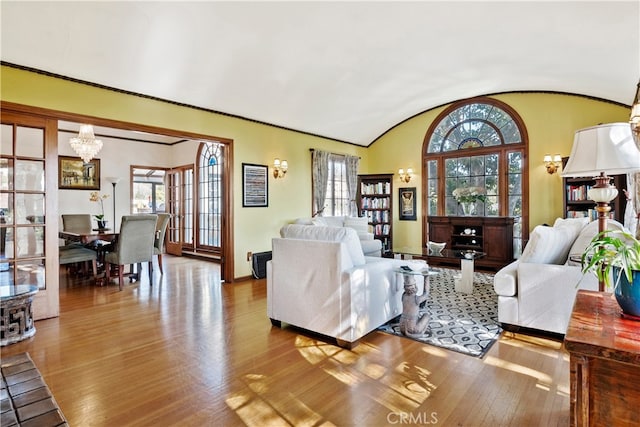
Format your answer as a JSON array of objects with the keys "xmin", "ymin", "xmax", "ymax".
[{"xmin": 564, "ymin": 290, "xmax": 640, "ymax": 426}]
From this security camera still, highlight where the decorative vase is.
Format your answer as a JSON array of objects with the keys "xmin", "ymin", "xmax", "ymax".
[
  {"xmin": 460, "ymin": 202, "xmax": 475, "ymax": 216},
  {"xmin": 96, "ymin": 220, "xmax": 107, "ymax": 230},
  {"xmin": 612, "ymin": 266, "xmax": 640, "ymax": 319}
]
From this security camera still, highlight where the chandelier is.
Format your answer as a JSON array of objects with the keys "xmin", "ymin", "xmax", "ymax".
[{"xmin": 69, "ymin": 124, "xmax": 103, "ymax": 163}]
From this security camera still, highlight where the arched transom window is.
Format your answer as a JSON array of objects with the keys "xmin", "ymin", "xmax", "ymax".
[{"xmin": 424, "ymin": 97, "xmax": 528, "ymax": 254}]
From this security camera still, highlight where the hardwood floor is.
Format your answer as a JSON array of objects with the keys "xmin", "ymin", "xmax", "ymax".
[{"xmin": 2, "ymin": 256, "xmax": 571, "ymax": 426}]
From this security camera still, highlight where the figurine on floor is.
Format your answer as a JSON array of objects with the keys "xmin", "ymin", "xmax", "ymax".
[{"xmin": 399, "ymin": 275, "xmax": 430, "ymax": 337}]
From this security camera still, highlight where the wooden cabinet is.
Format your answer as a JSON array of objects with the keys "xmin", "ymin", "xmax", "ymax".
[
  {"xmin": 565, "ymin": 291, "xmax": 640, "ymax": 427},
  {"xmin": 427, "ymin": 216, "xmax": 514, "ymax": 270},
  {"xmin": 357, "ymin": 174, "xmax": 393, "ymax": 254},
  {"xmin": 562, "ymin": 157, "xmax": 627, "ymax": 222}
]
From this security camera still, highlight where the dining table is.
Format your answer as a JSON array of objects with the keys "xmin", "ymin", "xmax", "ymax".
[
  {"xmin": 59, "ymin": 229, "xmax": 119, "ymax": 285},
  {"xmin": 58, "ymin": 228, "xmax": 118, "ymax": 245}
]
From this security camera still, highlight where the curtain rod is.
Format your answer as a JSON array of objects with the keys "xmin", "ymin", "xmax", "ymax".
[{"xmin": 309, "ymin": 148, "xmax": 361, "ymax": 159}]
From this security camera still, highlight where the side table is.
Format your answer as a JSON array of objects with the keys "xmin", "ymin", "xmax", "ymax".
[
  {"xmin": 394, "ymin": 266, "xmax": 439, "ymax": 337},
  {"xmin": 1, "ymin": 285, "xmax": 39, "ymax": 346},
  {"xmin": 564, "ymin": 290, "xmax": 640, "ymax": 426}
]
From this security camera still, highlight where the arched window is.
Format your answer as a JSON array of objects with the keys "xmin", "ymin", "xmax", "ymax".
[
  {"xmin": 198, "ymin": 141, "xmax": 224, "ymax": 249},
  {"xmin": 423, "ymin": 97, "xmax": 528, "ymax": 255}
]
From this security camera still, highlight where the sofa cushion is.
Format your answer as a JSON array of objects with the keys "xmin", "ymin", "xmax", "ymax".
[
  {"xmin": 344, "ymin": 216, "xmax": 369, "ymax": 233},
  {"xmin": 280, "ymin": 224, "xmax": 366, "ymax": 266},
  {"xmin": 566, "ymin": 219, "xmax": 626, "ymax": 265},
  {"xmin": 520, "ymin": 224, "xmax": 576, "ymax": 265},
  {"xmin": 553, "ymin": 217, "xmax": 589, "ymax": 239}
]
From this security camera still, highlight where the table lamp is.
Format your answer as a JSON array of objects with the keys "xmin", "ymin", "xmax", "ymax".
[{"xmin": 562, "ymin": 122, "xmax": 640, "ymax": 290}]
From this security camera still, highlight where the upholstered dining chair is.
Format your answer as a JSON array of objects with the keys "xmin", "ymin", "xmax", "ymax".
[
  {"xmin": 59, "ymin": 246, "xmax": 97, "ymax": 280},
  {"xmin": 105, "ymin": 214, "xmax": 157, "ymax": 291},
  {"xmin": 151, "ymin": 213, "xmax": 171, "ymax": 274},
  {"xmin": 61, "ymin": 214, "xmax": 93, "ymax": 249},
  {"xmin": 62, "ymin": 214, "xmax": 92, "ymax": 231}
]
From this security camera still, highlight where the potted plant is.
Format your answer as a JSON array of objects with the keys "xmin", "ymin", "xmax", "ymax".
[
  {"xmin": 89, "ymin": 191, "xmax": 109, "ymax": 229},
  {"xmin": 582, "ymin": 229, "xmax": 640, "ymax": 318}
]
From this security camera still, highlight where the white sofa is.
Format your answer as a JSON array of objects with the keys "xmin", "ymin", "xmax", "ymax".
[
  {"xmin": 294, "ymin": 215, "xmax": 383, "ymax": 257},
  {"xmin": 267, "ymin": 224, "xmax": 404, "ymax": 348},
  {"xmin": 493, "ymin": 218, "xmax": 624, "ymax": 335}
]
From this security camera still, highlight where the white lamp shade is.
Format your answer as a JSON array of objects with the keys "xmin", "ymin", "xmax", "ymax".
[{"xmin": 561, "ymin": 123, "xmax": 640, "ymax": 177}]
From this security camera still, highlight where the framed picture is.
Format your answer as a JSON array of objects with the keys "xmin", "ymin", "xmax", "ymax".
[
  {"xmin": 58, "ymin": 156, "xmax": 101, "ymax": 190},
  {"xmin": 399, "ymin": 187, "xmax": 416, "ymax": 221},
  {"xmin": 242, "ymin": 163, "xmax": 268, "ymax": 207}
]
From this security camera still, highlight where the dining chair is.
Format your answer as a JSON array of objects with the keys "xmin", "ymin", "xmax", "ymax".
[
  {"xmin": 59, "ymin": 246, "xmax": 97, "ymax": 280},
  {"xmin": 62, "ymin": 214, "xmax": 92, "ymax": 231},
  {"xmin": 151, "ymin": 213, "xmax": 171, "ymax": 274},
  {"xmin": 105, "ymin": 214, "xmax": 157, "ymax": 291}
]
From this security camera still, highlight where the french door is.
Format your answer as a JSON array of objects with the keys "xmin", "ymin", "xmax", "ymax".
[
  {"xmin": 166, "ymin": 165, "xmax": 193, "ymax": 256},
  {"xmin": 1, "ymin": 110, "xmax": 59, "ymax": 319}
]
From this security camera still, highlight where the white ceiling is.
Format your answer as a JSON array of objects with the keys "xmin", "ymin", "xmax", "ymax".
[{"xmin": 2, "ymin": 1, "xmax": 639, "ymax": 146}]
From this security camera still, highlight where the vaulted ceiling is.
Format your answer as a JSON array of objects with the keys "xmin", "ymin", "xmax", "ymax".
[{"xmin": 2, "ymin": 1, "xmax": 639, "ymax": 146}]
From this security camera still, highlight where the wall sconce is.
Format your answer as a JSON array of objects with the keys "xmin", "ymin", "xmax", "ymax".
[
  {"xmin": 398, "ymin": 168, "xmax": 413, "ymax": 183},
  {"xmin": 543, "ymin": 154, "xmax": 562, "ymax": 174},
  {"xmin": 273, "ymin": 158, "xmax": 288, "ymax": 179}
]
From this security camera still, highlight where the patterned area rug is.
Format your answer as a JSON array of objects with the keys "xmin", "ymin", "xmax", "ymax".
[{"xmin": 378, "ymin": 267, "xmax": 501, "ymax": 358}]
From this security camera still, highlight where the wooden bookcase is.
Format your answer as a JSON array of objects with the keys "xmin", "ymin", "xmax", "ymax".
[
  {"xmin": 562, "ymin": 157, "xmax": 627, "ymax": 222},
  {"xmin": 428, "ymin": 216, "xmax": 515, "ymax": 270},
  {"xmin": 357, "ymin": 174, "xmax": 393, "ymax": 254}
]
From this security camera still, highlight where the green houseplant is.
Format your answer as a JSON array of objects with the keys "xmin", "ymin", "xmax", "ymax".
[{"xmin": 582, "ymin": 229, "xmax": 640, "ymax": 318}]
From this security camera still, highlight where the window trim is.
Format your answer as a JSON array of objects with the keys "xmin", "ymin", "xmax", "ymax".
[{"xmin": 421, "ymin": 97, "xmax": 529, "ymax": 248}]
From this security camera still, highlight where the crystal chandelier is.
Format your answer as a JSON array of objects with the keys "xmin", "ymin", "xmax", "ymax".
[{"xmin": 69, "ymin": 124, "xmax": 103, "ymax": 163}]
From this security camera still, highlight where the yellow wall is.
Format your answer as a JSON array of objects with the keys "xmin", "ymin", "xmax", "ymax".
[
  {"xmin": 1, "ymin": 66, "xmax": 367, "ymax": 279},
  {"xmin": 368, "ymin": 93, "xmax": 631, "ymax": 249},
  {"xmin": 1, "ymin": 66, "xmax": 631, "ymax": 277}
]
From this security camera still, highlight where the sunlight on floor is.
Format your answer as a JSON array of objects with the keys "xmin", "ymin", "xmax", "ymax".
[
  {"xmin": 484, "ymin": 355, "xmax": 553, "ymax": 383},
  {"xmin": 225, "ymin": 373, "xmax": 337, "ymax": 427}
]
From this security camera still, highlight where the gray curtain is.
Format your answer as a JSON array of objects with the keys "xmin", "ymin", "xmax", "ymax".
[
  {"xmin": 345, "ymin": 155, "xmax": 360, "ymax": 217},
  {"xmin": 312, "ymin": 150, "xmax": 329, "ymax": 216}
]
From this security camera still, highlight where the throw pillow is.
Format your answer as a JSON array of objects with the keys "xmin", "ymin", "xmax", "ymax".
[
  {"xmin": 520, "ymin": 224, "xmax": 576, "ymax": 265},
  {"xmin": 344, "ymin": 216, "xmax": 369, "ymax": 234}
]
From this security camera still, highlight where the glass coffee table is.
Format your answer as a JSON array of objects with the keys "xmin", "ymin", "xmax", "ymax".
[{"xmin": 392, "ymin": 247, "xmax": 486, "ymax": 294}]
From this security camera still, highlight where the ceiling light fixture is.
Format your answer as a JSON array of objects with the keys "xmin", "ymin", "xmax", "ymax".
[{"xmin": 69, "ymin": 124, "xmax": 103, "ymax": 163}]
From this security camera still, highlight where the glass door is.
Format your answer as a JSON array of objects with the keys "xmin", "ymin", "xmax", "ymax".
[
  {"xmin": 166, "ymin": 165, "xmax": 194, "ymax": 256},
  {"xmin": 1, "ymin": 111, "xmax": 59, "ymax": 319}
]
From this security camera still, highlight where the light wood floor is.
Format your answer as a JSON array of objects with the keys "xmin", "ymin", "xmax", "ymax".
[{"xmin": 2, "ymin": 256, "xmax": 571, "ymax": 426}]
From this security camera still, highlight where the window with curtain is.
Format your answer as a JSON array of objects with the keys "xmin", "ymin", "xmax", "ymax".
[
  {"xmin": 312, "ymin": 151, "xmax": 359, "ymax": 217},
  {"xmin": 424, "ymin": 97, "xmax": 528, "ymax": 255}
]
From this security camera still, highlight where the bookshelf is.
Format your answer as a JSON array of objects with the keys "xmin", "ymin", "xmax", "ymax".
[
  {"xmin": 357, "ymin": 174, "xmax": 393, "ymax": 254},
  {"xmin": 562, "ymin": 157, "xmax": 627, "ymax": 222}
]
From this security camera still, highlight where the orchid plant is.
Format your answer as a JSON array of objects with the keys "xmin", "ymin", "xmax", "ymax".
[{"xmin": 89, "ymin": 191, "xmax": 109, "ymax": 222}]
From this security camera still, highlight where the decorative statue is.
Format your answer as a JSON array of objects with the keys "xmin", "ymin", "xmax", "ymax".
[{"xmin": 399, "ymin": 275, "xmax": 430, "ymax": 337}]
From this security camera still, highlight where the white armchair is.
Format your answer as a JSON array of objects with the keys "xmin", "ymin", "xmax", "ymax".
[
  {"xmin": 494, "ymin": 218, "xmax": 624, "ymax": 335},
  {"xmin": 267, "ymin": 224, "xmax": 404, "ymax": 348}
]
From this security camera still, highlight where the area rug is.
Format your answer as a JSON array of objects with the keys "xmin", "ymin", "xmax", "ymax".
[{"xmin": 378, "ymin": 267, "xmax": 501, "ymax": 358}]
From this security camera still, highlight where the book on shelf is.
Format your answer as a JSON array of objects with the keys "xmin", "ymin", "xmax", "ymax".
[
  {"xmin": 566, "ymin": 184, "xmax": 593, "ymax": 201},
  {"xmin": 360, "ymin": 182, "xmax": 391, "ymax": 195},
  {"xmin": 566, "ymin": 209, "xmax": 616, "ymax": 221}
]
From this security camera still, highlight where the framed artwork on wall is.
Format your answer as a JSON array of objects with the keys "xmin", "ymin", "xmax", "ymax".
[
  {"xmin": 242, "ymin": 163, "xmax": 268, "ymax": 207},
  {"xmin": 58, "ymin": 156, "xmax": 101, "ymax": 190},
  {"xmin": 399, "ymin": 187, "xmax": 416, "ymax": 221}
]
